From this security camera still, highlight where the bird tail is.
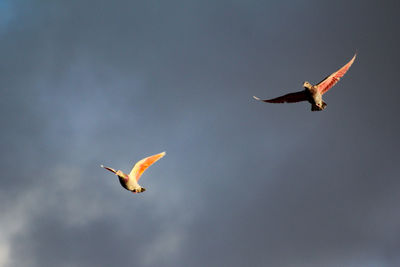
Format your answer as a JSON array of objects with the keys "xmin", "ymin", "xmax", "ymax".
[
  {"xmin": 133, "ymin": 187, "xmax": 146, "ymax": 193},
  {"xmin": 311, "ymin": 104, "xmax": 320, "ymax": 111}
]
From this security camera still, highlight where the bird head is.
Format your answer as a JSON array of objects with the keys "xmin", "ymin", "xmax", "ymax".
[
  {"xmin": 303, "ymin": 81, "xmax": 312, "ymax": 89},
  {"xmin": 116, "ymin": 170, "xmax": 124, "ymax": 177}
]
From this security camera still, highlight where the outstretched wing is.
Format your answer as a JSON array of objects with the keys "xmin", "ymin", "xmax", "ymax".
[
  {"xmin": 316, "ymin": 53, "xmax": 356, "ymax": 95},
  {"xmin": 129, "ymin": 152, "xmax": 166, "ymax": 181},
  {"xmin": 253, "ymin": 90, "xmax": 308, "ymax": 104},
  {"xmin": 101, "ymin": 165, "xmax": 117, "ymax": 174}
]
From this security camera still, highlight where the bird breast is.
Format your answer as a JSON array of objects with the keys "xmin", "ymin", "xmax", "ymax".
[
  {"xmin": 125, "ymin": 175, "xmax": 141, "ymax": 191},
  {"xmin": 308, "ymin": 87, "xmax": 322, "ymax": 104}
]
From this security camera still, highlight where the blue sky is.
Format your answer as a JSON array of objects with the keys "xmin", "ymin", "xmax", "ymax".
[
  {"xmin": 1, "ymin": 0, "xmax": 400, "ymax": 266},
  {"xmin": 0, "ymin": 1, "xmax": 14, "ymax": 33}
]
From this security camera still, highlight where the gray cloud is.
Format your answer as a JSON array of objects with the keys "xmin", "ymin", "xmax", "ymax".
[{"xmin": 1, "ymin": 0, "xmax": 400, "ymax": 266}]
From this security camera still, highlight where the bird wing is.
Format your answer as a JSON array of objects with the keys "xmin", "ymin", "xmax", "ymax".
[
  {"xmin": 129, "ymin": 152, "xmax": 166, "ymax": 181},
  {"xmin": 101, "ymin": 165, "xmax": 117, "ymax": 174},
  {"xmin": 253, "ymin": 90, "xmax": 308, "ymax": 103},
  {"xmin": 316, "ymin": 53, "xmax": 356, "ymax": 95}
]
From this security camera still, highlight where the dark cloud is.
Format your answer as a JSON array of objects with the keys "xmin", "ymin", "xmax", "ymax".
[{"xmin": 1, "ymin": 0, "xmax": 400, "ymax": 266}]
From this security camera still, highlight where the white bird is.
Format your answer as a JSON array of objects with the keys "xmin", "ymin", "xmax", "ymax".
[{"xmin": 101, "ymin": 152, "xmax": 165, "ymax": 194}]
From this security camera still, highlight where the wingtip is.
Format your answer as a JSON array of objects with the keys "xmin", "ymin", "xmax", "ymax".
[
  {"xmin": 348, "ymin": 53, "xmax": 357, "ymax": 66},
  {"xmin": 350, "ymin": 52, "xmax": 357, "ymax": 62},
  {"xmin": 160, "ymin": 151, "xmax": 166, "ymax": 156},
  {"xmin": 253, "ymin": 96, "xmax": 261, "ymax": 101}
]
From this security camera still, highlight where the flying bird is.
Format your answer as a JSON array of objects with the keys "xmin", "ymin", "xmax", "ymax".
[
  {"xmin": 253, "ymin": 53, "xmax": 356, "ymax": 111},
  {"xmin": 101, "ymin": 151, "xmax": 166, "ymax": 193}
]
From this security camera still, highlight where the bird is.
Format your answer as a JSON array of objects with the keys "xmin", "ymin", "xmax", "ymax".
[
  {"xmin": 253, "ymin": 53, "xmax": 356, "ymax": 111},
  {"xmin": 101, "ymin": 151, "xmax": 166, "ymax": 194}
]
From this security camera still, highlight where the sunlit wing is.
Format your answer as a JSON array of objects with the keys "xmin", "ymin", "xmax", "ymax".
[
  {"xmin": 129, "ymin": 152, "xmax": 166, "ymax": 181},
  {"xmin": 316, "ymin": 53, "xmax": 356, "ymax": 95},
  {"xmin": 253, "ymin": 90, "xmax": 308, "ymax": 103},
  {"xmin": 101, "ymin": 165, "xmax": 117, "ymax": 174}
]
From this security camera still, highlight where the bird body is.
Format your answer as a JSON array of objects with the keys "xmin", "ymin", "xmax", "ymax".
[
  {"xmin": 253, "ymin": 53, "xmax": 356, "ymax": 111},
  {"xmin": 101, "ymin": 151, "xmax": 166, "ymax": 194},
  {"xmin": 304, "ymin": 81, "xmax": 327, "ymax": 111}
]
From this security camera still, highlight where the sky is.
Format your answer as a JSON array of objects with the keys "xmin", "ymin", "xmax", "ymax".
[{"xmin": 1, "ymin": 0, "xmax": 400, "ymax": 266}]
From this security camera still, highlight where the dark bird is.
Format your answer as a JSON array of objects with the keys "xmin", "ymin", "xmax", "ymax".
[
  {"xmin": 253, "ymin": 53, "xmax": 356, "ymax": 111},
  {"xmin": 101, "ymin": 152, "xmax": 165, "ymax": 194}
]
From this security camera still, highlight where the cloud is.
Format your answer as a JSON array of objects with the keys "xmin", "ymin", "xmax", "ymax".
[{"xmin": 1, "ymin": 0, "xmax": 400, "ymax": 266}]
